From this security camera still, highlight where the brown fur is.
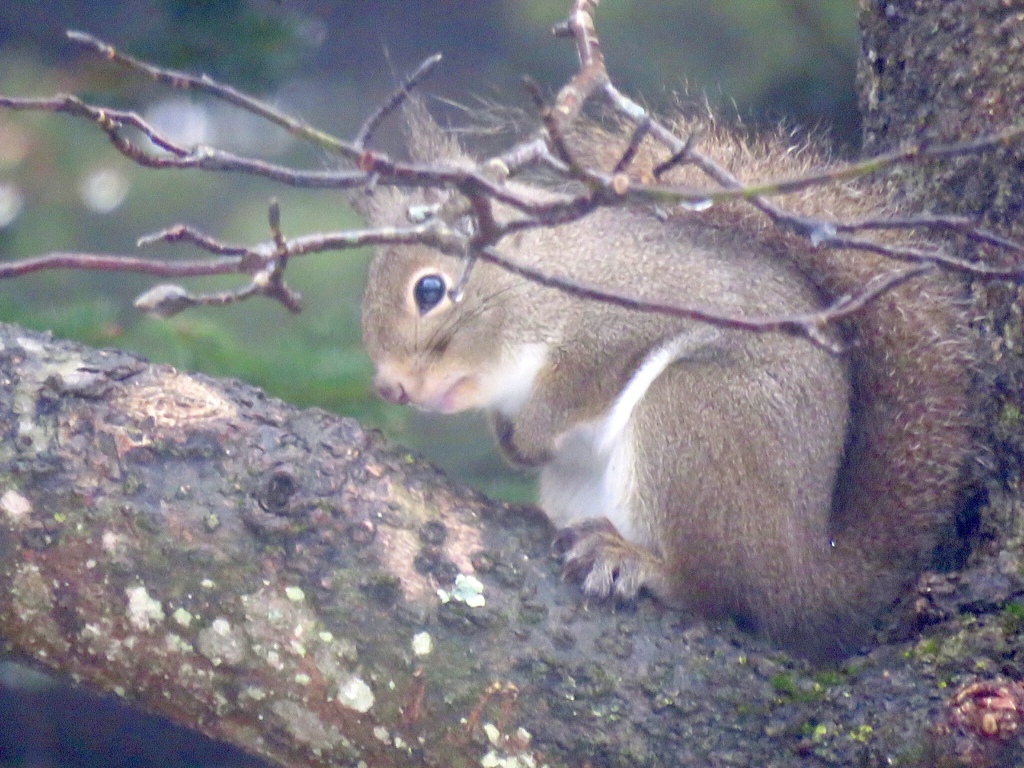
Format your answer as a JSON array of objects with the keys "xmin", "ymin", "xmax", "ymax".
[{"xmin": 359, "ymin": 105, "xmax": 976, "ymax": 661}]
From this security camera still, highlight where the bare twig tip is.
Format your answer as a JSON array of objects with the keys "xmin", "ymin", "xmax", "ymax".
[
  {"xmin": 66, "ymin": 30, "xmax": 112, "ymax": 57},
  {"xmin": 353, "ymin": 52, "xmax": 445, "ymax": 150},
  {"xmin": 134, "ymin": 284, "xmax": 194, "ymax": 319},
  {"xmin": 552, "ymin": 21, "xmax": 573, "ymax": 37}
]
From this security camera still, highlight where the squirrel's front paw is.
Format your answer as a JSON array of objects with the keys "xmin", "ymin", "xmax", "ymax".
[
  {"xmin": 554, "ymin": 519, "xmax": 668, "ymax": 602},
  {"xmin": 492, "ymin": 414, "xmax": 551, "ymax": 467}
]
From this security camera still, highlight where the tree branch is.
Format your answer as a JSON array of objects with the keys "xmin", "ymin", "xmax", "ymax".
[
  {"xmin": 67, "ymin": 30, "xmax": 356, "ymax": 157},
  {"xmin": 2, "ymin": 18, "xmax": 1022, "ymax": 342},
  {"xmin": 0, "ymin": 321, "xmax": 998, "ymax": 768}
]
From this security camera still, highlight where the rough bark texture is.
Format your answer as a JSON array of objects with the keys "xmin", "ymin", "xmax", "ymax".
[
  {"xmin": 858, "ymin": 0, "xmax": 1024, "ymax": 227},
  {"xmin": 859, "ymin": 0, "xmax": 1024, "ymax": 503},
  {"xmin": 0, "ymin": 321, "xmax": 1020, "ymax": 768},
  {"xmin": 858, "ymin": 3, "xmax": 1024, "ymax": 764}
]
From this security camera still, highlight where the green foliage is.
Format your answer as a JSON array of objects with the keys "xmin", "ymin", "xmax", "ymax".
[
  {"xmin": 769, "ymin": 672, "xmax": 830, "ymax": 703},
  {"xmin": 769, "ymin": 672, "xmax": 798, "ymax": 696}
]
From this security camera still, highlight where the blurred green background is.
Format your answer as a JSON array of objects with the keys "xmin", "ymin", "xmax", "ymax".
[{"xmin": 0, "ymin": 0, "xmax": 861, "ymax": 502}]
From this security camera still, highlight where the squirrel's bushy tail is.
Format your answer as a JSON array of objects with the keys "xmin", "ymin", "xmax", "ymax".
[
  {"xmin": 573, "ymin": 118, "xmax": 977, "ymax": 653},
  {"xmin": 815, "ymin": 252, "xmax": 975, "ymax": 589}
]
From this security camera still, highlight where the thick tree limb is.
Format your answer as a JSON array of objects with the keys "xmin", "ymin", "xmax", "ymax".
[{"xmin": 0, "ymin": 323, "xmax": 1014, "ymax": 768}]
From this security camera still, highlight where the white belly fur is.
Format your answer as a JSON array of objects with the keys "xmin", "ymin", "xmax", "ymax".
[
  {"xmin": 538, "ymin": 328, "xmax": 720, "ymax": 545},
  {"xmin": 479, "ymin": 342, "xmax": 549, "ymax": 417}
]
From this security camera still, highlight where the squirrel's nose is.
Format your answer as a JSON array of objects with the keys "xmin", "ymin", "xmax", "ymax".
[{"xmin": 374, "ymin": 377, "xmax": 409, "ymax": 405}]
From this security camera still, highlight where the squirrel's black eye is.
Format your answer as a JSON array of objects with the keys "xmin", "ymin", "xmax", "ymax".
[{"xmin": 413, "ymin": 274, "xmax": 447, "ymax": 315}]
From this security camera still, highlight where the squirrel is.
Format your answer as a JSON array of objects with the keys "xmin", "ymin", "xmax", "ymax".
[{"xmin": 358, "ymin": 104, "xmax": 976, "ymax": 662}]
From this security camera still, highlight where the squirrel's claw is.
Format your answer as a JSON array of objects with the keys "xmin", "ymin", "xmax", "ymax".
[{"xmin": 555, "ymin": 518, "xmax": 668, "ymax": 602}]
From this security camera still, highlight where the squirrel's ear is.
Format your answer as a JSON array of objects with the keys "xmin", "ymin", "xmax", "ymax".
[
  {"xmin": 350, "ymin": 98, "xmax": 470, "ymax": 224},
  {"xmin": 402, "ymin": 97, "xmax": 470, "ymax": 165},
  {"xmin": 347, "ymin": 182, "xmax": 390, "ymax": 222}
]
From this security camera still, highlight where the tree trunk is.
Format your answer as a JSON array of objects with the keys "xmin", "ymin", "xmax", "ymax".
[
  {"xmin": 860, "ymin": 0, "xmax": 1024, "ymax": 556},
  {"xmin": 858, "ymin": 0, "xmax": 1024, "ymax": 228}
]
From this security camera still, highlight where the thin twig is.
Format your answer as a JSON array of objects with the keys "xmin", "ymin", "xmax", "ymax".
[
  {"xmin": 261, "ymin": 199, "xmax": 302, "ymax": 312},
  {"xmin": 549, "ymin": 0, "xmax": 608, "ymax": 130},
  {"xmin": 354, "ymin": 53, "xmax": 444, "ymax": 150},
  {"xmin": 543, "ymin": 9, "xmax": 1024, "ymax": 284},
  {"xmin": 813, "ymin": 232, "xmax": 1024, "ymax": 280},
  {"xmin": 613, "ymin": 118, "xmax": 652, "ymax": 174},
  {"xmin": 138, "ymin": 225, "xmax": 252, "ymax": 256},
  {"xmin": 0, "ymin": 252, "xmax": 244, "ymax": 279},
  {"xmin": 832, "ymin": 214, "xmax": 1024, "ymax": 255},
  {"xmin": 67, "ymin": 30, "xmax": 357, "ymax": 158},
  {"xmin": 0, "ymin": 218, "xmax": 467, "ymax": 283},
  {"xmin": 652, "ymin": 130, "xmax": 701, "ymax": 178},
  {"xmin": 475, "ymin": 246, "xmax": 934, "ymax": 352},
  {"xmin": 698, "ymin": 125, "xmax": 1024, "ymax": 203},
  {"xmin": 0, "ymin": 95, "xmax": 372, "ymax": 188},
  {"xmin": 523, "ymin": 77, "xmax": 575, "ymax": 169},
  {"xmin": 0, "ymin": 94, "xmax": 189, "ymax": 155}
]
